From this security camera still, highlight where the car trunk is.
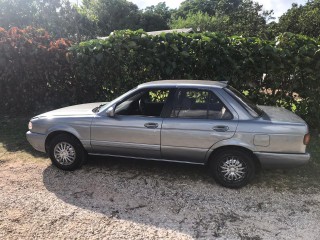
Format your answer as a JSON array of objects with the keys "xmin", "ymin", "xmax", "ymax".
[{"xmin": 259, "ymin": 106, "xmax": 307, "ymax": 125}]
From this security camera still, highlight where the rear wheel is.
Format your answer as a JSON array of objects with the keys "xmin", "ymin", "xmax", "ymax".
[
  {"xmin": 48, "ymin": 134, "xmax": 86, "ymax": 171},
  {"xmin": 210, "ymin": 149, "xmax": 255, "ymax": 188}
]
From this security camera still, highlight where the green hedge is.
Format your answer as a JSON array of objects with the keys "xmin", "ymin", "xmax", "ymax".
[
  {"xmin": 0, "ymin": 27, "xmax": 76, "ymax": 114},
  {"xmin": 1, "ymin": 28, "xmax": 320, "ymax": 128},
  {"xmin": 70, "ymin": 30, "xmax": 320, "ymax": 128}
]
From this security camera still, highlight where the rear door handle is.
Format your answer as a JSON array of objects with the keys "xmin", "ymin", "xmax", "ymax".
[
  {"xmin": 213, "ymin": 125, "xmax": 229, "ymax": 132},
  {"xmin": 144, "ymin": 122, "xmax": 158, "ymax": 129}
]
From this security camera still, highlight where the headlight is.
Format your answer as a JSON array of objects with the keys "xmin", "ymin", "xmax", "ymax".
[{"xmin": 28, "ymin": 121, "xmax": 32, "ymax": 130}]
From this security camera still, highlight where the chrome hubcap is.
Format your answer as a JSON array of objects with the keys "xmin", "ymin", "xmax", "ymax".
[
  {"xmin": 220, "ymin": 156, "xmax": 246, "ymax": 181},
  {"xmin": 54, "ymin": 142, "xmax": 76, "ymax": 165}
]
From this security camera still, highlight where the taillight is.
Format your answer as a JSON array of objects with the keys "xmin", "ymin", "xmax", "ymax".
[{"xmin": 303, "ymin": 133, "xmax": 310, "ymax": 145}]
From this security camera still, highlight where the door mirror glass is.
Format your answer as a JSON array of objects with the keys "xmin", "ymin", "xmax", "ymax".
[{"xmin": 106, "ymin": 106, "xmax": 115, "ymax": 117}]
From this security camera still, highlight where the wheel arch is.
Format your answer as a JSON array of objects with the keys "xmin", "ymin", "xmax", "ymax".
[
  {"xmin": 206, "ymin": 145, "xmax": 261, "ymax": 170},
  {"xmin": 45, "ymin": 131, "xmax": 84, "ymax": 153}
]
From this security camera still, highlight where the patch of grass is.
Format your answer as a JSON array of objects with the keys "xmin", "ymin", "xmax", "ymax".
[
  {"xmin": 0, "ymin": 117, "xmax": 29, "ymax": 151},
  {"xmin": 0, "ymin": 116, "xmax": 47, "ymax": 161}
]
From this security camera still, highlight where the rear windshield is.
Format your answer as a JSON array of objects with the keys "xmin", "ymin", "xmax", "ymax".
[{"xmin": 225, "ymin": 86, "xmax": 263, "ymax": 118}]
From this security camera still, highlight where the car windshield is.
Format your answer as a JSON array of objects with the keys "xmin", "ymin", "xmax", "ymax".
[{"xmin": 225, "ymin": 86, "xmax": 263, "ymax": 118}]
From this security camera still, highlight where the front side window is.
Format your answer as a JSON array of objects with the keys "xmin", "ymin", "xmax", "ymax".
[
  {"xmin": 115, "ymin": 88, "xmax": 171, "ymax": 117},
  {"xmin": 170, "ymin": 89, "xmax": 232, "ymax": 120}
]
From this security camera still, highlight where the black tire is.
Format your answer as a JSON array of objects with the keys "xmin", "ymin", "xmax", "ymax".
[
  {"xmin": 209, "ymin": 149, "xmax": 255, "ymax": 188},
  {"xmin": 48, "ymin": 134, "xmax": 86, "ymax": 171}
]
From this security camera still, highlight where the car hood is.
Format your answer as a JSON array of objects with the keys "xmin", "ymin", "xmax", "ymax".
[
  {"xmin": 35, "ymin": 102, "xmax": 108, "ymax": 118},
  {"xmin": 259, "ymin": 106, "xmax": 306, "ymax": 125}
]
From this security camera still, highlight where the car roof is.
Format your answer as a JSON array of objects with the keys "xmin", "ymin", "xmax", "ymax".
[{"xmin": 138, "ymin": 80, "xmax": 227, "ymax": 89}]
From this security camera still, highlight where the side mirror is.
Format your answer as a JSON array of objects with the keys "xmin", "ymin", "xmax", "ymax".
[{"xmin": 106, "ymin": 106, "xmax": 115, "ymax": 117}]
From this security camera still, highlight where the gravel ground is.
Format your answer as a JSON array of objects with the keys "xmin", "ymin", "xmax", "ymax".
[{"xmin": 1, "ymin": 153, "xmax": 320, "ymax": 240}]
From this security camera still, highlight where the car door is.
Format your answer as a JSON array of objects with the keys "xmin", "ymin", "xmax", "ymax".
[
  {"xmin": 161, "ymin": 88, "xmax": 239, "ymax": 163},
  {"xmin": 90, "ymin": 88, "xmax": 173, "ymax": 159}
]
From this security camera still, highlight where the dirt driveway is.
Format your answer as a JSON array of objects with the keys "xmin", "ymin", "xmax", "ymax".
[
  {"xmin": 1, "ymin": 118, "xmax": 320, "ymax": 239},
  {"xmin": 1, "ymin": 156, "xmax": 320, "ymax": 240}
]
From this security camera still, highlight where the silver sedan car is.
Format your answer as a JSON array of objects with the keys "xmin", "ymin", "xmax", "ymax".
[{"xmin": 26, "ymin": 80, "xmax": 310, "ymax": 188}]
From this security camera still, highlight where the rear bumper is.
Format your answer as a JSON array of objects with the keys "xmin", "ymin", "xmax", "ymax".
[
  {"xmin": 26, "ymin": 131, "xmax": 46, "ymax": 153},
  {"xmin": 255, "ymin": 152, "xmax": 310, "ymax": 169}
]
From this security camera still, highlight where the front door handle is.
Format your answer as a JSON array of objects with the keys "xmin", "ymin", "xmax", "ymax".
[
  {"xmin": 144, "ymin": 122, "xmax": 159, "ymax": 129},
  {"xmin": 213, "ymin": 125, "xmax": 229, "ymax": 132}
]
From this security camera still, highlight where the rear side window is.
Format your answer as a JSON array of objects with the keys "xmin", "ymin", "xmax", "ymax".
[
  {"xmin": 170, "ymin": 89, "xmax": 233, "ymax": 120},
  {"xmin": 225, "ymin": 86, "xmax": 263, "ymax": 118}
]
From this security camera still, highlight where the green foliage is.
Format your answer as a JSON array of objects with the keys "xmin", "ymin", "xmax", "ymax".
[
  {"xmin": 69, "ymin": 30, "xmax": 320, "ymax": 128},
  {"xmin": 171, "ymin": 0, "xmax": 273, "ymax": 37},
  {"xmin": 1, "ymin": 28, "xmax": 320, "ymax": 129},
  {"xmin": 149, "ymin": 90, "xmax": 169, "ymax": 102},
  {"xmin": 275, "ymin": 1, "xmax": 320, "ymax": 38},
  {"xmin": 171, "ymin": 11, "xmax": 228, "ymax": 32},
  {"xmin": 80, "ymin": 0, "xmax": 141, "ymax": 36},
  {"xmin": 140, "ymin": 2, "xmax": 172, "ymax": 31},
  {"xmin": 0, "ymin": 0, "xmax": 96, "ymax": 42},
  {"xmin": 80, "ymin": 1, "xmax": 173, "ymax": 34},
  {"xmin": 186, "ymin": 90, "xmax": 209, "ymax": 103},
  {"xmin": 174, "ymin": 0, "xmax": 220, "ymax": 18},
  {"xmin": 0, "ymin": 0, "xmax": 60, "ymax": 29}
]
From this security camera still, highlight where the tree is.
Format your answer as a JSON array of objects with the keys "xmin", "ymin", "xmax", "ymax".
[
  {"xmin": 0, "ymin": 0, "xmax": 61, "ymax": 29},
  {"xmin": 223, "ymin": 0, "xmax": 272, "ymax": 37},
  {"xmin": 140, "ymin": 2, "xmax": 172, "ymax": 31},
  {"xmin": 276, "ymin": 1, "xmax": 320, "ymax": 38},
  {"xmin": 171, "ymin": 0, "xmax": 273, "ymax": 37},
  {"xmin": 62, "ymin": 3, "xmax": 98, "ymax": 41},
  {"xmin": 171, "ymin": 11, "xmax": 228, "ymax": 32},
  {"xmin": 0, "ymin": 0, "xmax": 95, "ymax": 41},
  {"xmin": 174, "ymin": 0, "xmax": 220, "ymax": 18},
  {"xmin": 80, "ymin": 0, "xmax": 141, "ymax": 36}
]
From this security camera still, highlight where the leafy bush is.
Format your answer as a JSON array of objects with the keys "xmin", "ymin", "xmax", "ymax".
[
  {"xmin": 0, "ymin": 27, "xmax": 75, "ymax": 114},
  {"xmin": 69, "ymin": 30, "xmax": 320, "ymax": 128},
  {"xmin": 1, "ymin": 28, "xmax": 319, "ymax": 129}
]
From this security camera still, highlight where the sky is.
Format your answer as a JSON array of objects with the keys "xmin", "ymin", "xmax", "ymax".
[{"xmin": 70, "ymin": 0, "xmax": 308, "ymax": 20}]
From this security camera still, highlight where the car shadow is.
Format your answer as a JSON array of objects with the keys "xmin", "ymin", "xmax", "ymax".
[
  {"xmin": 42, "ymin": 152, "xmax": 320, "ymax": 237},
  {"xmin": 42, "ymin": 155, "xmax": 225, "ymax": 237}
]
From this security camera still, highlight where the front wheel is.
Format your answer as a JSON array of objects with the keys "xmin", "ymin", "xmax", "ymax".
[
  {"xmin": 48, "ymin": 134, "xmax": 86, "ymax": 171},
  {"xmin": 209, "ymin": 149, "xmax": 255, "ymax": 188}
]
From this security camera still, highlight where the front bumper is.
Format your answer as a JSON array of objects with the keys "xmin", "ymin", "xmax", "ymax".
[
  {"xmin": 255, "ymin": 152, "xmax": 310, "ymax": 169},
  {"xmin": 26, "ymin": 131, "xmax": 46, "ymax": 153}
]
